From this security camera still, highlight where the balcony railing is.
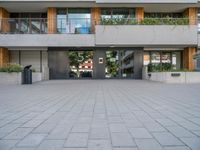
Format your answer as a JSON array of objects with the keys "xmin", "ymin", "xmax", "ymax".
[
  {"xmin": 0, "ymin": 17, "xmax": 196, "ymax": 34},
  {"xmin": 0, "ymin": 18, "xmax": 92, "ymax": 34}
]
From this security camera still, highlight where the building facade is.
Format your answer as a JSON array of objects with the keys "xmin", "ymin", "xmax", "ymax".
[{"xmin": 0, "ymin": 0, "xmax": 200, "ymax": 79}]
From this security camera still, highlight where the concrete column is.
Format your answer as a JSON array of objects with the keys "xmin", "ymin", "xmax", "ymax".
[
  {"xmin": 0, "ymin": 7, "xmax": 10, "ymax": 33},
  {"xmin": 93, "ymin": 50, "xmax": 106, "ymax": 79},
  {"xmin": 134, "ymin": 50, "xmax": 143, "ymax": 79},
  {"xmin": 135, "ymin": 7, "xmax": 144, "ymax": 23},
  {"xmin": 183, "ymin": 7, "xmax": 197, "ymax": 25},
  {"xmin": 47, "ymin": 7, "xmax": 56, "ymax": 33},
  {"xmin": 0, "ymin": 48, "xmax": 9, "ymax": 67},
  {"xmin": 91, "ymin": 7, "xmax": 101, "ymax": 33},
  {"xmin": 183, "ymin": 47, "xmax": 196, "ymax": 71}
]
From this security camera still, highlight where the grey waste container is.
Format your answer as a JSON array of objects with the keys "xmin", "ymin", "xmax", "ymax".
[{"xmin": 22, "ymin": 65, "xmax": 32, "ymax": 84}]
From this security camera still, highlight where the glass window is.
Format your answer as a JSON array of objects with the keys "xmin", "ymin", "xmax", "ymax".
[
  {"xmin": 162, "ymin": 52, "xmax": 171, "ymax": 63},
  {"xmin": 57, "ymin": 9, "xmax": 67, "ymax": 33},
  {"xmin": 68, "ymin": 8, "xmax": 91, "ymax": 34},
  {"xmin": 172, "ymin": 52, "xmax": 181, "ymax": 70},
  {"xmin": 151, "ymin": 52, "xmax": 161, "ymax": 64},
  {"xmin": 145, "ymin": 13, "xmax": 183, "ymax": 18},
  {"xmin": 143, "ymin": 52, "xmax": 150, "ymax": 65},
  {"xmin": 56, "ymin": 8, "xmax": 91, "ymax": 34}
]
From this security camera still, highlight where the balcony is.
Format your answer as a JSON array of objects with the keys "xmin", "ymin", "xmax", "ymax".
[
  {"xmin": 96, "ymin": 0, "xmax": 198, "ymax": 3},
  {"xmin": 0, "ymin": 18, "xmax": 95, "ymax": 47},
  {"xmin": 95, "ymin": 18, "xmax": 198, "ymax": 47}
]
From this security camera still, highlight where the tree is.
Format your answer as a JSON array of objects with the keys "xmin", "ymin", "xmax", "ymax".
[{"xmin": 68, "ymin": 51, "xmax": 92, "ymax": 77}]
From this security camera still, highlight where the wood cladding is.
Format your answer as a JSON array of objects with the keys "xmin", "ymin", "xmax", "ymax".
[
  {"xmin": 0, "ymin": 48, "xmax": 9, "ymax": 67},
  {"xmin": 0, "ymin": 7, "xmax": 10, "ymax": 33},
  {"xmin": 183, "ymin": 47, "xmax": 196, "ymax": 71},
  {"xmin": 184, "ymin": 7, "xmax": 197, "ymax": 25},
  {"xmin": 91, "ymin": 7, "xmax": 101, "ymax": 34},
  {"xmin": 47, "ymin": 7, "xmax": 56, "ymax": 33},
  {"xmin": 135, "ymin": 7, "xmax": 144, "ymax": 23}
]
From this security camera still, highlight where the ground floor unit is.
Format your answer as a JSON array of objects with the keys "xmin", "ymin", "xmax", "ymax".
[
  {"xmin": 0, "ymin": 80, "xmax": 200, "ymax": 150},
  {"xmin": 3, "ymin": 46, "xmax": 196, "ymax": 80}
]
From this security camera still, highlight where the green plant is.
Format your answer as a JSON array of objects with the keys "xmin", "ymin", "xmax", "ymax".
[
  {"xmin": 0, "ymin": 63, "xmax": 22, "ymax": 73},
  {"xmin": 148, "ymin": 63, "xmax": 173, "ymax": 72}
]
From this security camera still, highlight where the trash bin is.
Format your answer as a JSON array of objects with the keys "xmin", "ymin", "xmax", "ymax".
[{"xmin": 22, "ymin": 65, "xmax": 32, "ymax": 84}]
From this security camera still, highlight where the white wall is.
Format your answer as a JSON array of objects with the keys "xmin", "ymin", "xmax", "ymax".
[{"xmin": 10, "ymin": 50, "xmax": 48, "ymax": 72}]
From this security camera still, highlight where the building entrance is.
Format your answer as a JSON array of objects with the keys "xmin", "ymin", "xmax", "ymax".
[{"xmin": 48, "ymin": 49, "xmax": 143, "ymax": 79}]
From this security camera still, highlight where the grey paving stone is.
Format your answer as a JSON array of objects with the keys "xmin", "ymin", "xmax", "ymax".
[
  {"xmin": 109, "ymin": 123, "xmax": 128, "ymax": 133},
  {"xmin": 64, "ymin": 133, "xmax": 88, "ymax": 148},
  {"xmin": 153, "ymin": 132, "xmax": 184, "ymax": 146},
  {"xmin": 0, "ymin": 140, "xmax": 18, "ymax": 150},
  {"xmin": 36, "ymin": 140, "xmax": 64, "ymax": 150},
  {"xmin": 111, "ymin": 132, "xmax": 136, "ymax": 147},
  {"xmin": 164, "ymin": 146, "xmax": 190, "ymax": 150},
  {"xmin": 113, "ymin": 148, "xmax": 138, "ymax": 150},
  {"xmin": 71, "ymin": 124, "xmax": 90, "ymax": 133},
  {"xmin": 156, "ymin": 119, "xmax": 177, "ymax": 127},
  {"xmin": 129, "ymin": 128, "xmax": 153, "ymax": 139},
  {"xmin": 4, "ymin": 128, "xmax": 33, "ymax": 139},
  {"xmin": 1, "ymin": 80, "xmax": 200, "ymax": 150},
  {"xmin": 135, "ymin": 139, "xmax": 164, "ymax": 150},
  {"xmin": 88, "ymin": 140, "xmax": 112, "ymax": 150},
  {"xmin": 89, "ymin": 127, "xmax": 110, "ymax": 139},
  {"xmin": 166, "ymin": 126, "xmax": 196, "ymax": 138},
  {"xmin": 180, "ymin": 137, "xmax": 200, "ymax": 150},
  {"xmin": 17, "ymin": 134, "xmax": 46, "ymax": 147}
]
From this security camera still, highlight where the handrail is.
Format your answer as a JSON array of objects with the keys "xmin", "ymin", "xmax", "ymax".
[{"xmin": 0, "ymin": 17, "xmax": 198, "ymax": 34}]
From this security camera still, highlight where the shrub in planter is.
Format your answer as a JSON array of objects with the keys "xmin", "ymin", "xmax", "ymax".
[
  {"xmin": 148, "ymin": 63, "xmax": 173, "ymax": 72},
  {"xmin": 0, "ymin": 64, "xmax": 22, "ymax": 73}
]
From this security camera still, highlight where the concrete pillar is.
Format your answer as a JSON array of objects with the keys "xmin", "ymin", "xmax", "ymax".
[
  {"xmin": 134, "ymin": 50, "xmax": 143, "ymax": 79},
  {"xmin": 0, "ymin": 48, "xmax": 9, "ymax": 67},
  {"xmin": 93, "ymin": 50, "xmax": 106, "ymax": 79},
  {"xmin": 183, "ymin": 7, "xmax": 197, "ymax": 25},
  {"xmin": 135, "ymin": 7, "xmax": 144, "ymax": 23},
  {"xmin": 91, "ymin": 7, "xmax": 101, "ymax": 33},
  {"xmin": 47, "ymin": 7, "xmax": 56, "ymax": 33},
  {"xmin": 0, "ymin": 7, "xmax": 10, "ymax": 33},
  {"xmin": 183, "ymin": 47, "xmax": 196, "ymax": 71}
]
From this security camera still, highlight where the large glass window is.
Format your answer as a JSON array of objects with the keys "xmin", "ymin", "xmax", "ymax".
[
  {"xmin": 57, "ymin": 8, "xmax": 91, "ymax": 34},
  {"xmin": 10, "ymin": 13, "xmax": 47, "ymax": 34},
  {"xmin": 144, "ymin": 51, "xmax": 182, "ymax": 70},
  {"xmin": 151, "ymin": 52, "xmax": 161, "ymax": 64}
]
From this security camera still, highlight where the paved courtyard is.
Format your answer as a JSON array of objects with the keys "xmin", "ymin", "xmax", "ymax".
[{"xmin": 0, "ymin": 80, "xmax": 200, "ymax": 150}]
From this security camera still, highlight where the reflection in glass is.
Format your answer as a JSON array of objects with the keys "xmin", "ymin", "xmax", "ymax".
[
  {"xmin": 151, "ymin": 52, "xmax": 161, "ymax": 64},
  {"xmin": 162, "ymin": 52, "xmax": 171, "ymax": 63}
]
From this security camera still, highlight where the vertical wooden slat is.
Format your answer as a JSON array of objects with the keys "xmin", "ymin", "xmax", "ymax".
[
  {"xmin": 0, "ymin": 48, "xmax": 9, "ymax": 67},
  {"xmin": 0, "ymin": 7, "xmax": 10, "ymax": 33},
  {"xmin": 183, "ymin": 47, "xmax": 196, "ymax": 71},
  {"xmin": 91, "ymin": 7, "xmax": 101, "ymax": 34},
  {"xmin": 47, "ymin": 7, "xmax": 56, "ymax": 33},
  {"xmin": 135, "ymin": 7, "xmax": 144, "ymax": 23},
  {"xmin": 184, "ymin": 7, "xmax": 197, "ymax": 25}
]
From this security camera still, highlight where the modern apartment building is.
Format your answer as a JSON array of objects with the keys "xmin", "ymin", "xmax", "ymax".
[{"xmin": 0, "ymin": 0, "xmax": 199, "ymax": 79}]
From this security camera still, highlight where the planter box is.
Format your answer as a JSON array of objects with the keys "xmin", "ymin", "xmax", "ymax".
[
  {"xmin": 0, "ymin": 72, "xmax": 22, "ymax": 85},
  {"xmin": 143, "ymin": 69, "xmax": 200, "ymax": 83},
  {"xmin": 0, "ymin": 72, "xmax": 44, "ymax": 85}
]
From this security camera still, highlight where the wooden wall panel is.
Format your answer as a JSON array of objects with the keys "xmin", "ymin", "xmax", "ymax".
[
  {"xmin": 47, "ymin": 7, "xmax": 56, "ymax": 34},
  {"xmin": 184, "ymin": 7, "xmax": 197, "ymax": 25},
  {"xmin": 135, "ymin": 7, "xmax": 144, "ymax": 23},
  {"xmin": 91, "ymin": 7, "xmax": 101, "ymax": 34},
  {"xmin": 0, "ymin": 7, "xmax": 10, "ymax": 33},
  {"xmin": 0, "ymin": 48, "xmax": 9, "ymax": 67},
  {"xmin": 183, "ymin": 47, "xmax": 196, "ymax": 70}
]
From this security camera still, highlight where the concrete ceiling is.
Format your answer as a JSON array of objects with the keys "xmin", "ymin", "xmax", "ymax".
[{"xmin": 0, "ymin": 1, "xmax": 199, "ymax": 12}]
